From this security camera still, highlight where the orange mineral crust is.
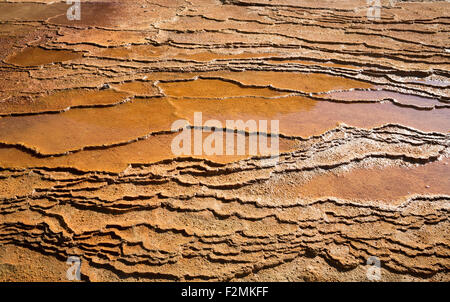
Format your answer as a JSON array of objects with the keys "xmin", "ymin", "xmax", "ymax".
[{"xmin": 0, "ymin": 0, "xmax": 449, "ymax": 282}]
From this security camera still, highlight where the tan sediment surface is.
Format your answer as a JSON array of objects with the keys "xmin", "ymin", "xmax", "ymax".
[{"xmin": 0, "ymin": 0, "xmax": 449, "ymax": 282}]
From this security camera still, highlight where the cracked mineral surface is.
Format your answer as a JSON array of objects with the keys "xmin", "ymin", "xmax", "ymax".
[{"xmin": 0, "ymin": 0, "xmax": 449, "ymax": 282}]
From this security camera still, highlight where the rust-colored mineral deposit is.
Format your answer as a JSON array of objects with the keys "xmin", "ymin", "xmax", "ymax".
[{"xmin": 0, "ymin": 0, "xmax": 449, "ymax": 282}]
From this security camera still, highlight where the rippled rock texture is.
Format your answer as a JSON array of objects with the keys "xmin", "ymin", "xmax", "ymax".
[{"xmin": 0, "ymin": 0, "xmax": 449, "ymax": 282}]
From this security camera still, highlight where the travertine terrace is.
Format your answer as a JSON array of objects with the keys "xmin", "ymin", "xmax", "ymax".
[{"xmin": 0, "ymin": 0, "xmax": 449, "ymax": 281}]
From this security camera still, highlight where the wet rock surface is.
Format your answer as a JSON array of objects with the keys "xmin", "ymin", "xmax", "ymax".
[{"xmin": 0, "ymin": 0, "xmax": 449, "ymax": 281}]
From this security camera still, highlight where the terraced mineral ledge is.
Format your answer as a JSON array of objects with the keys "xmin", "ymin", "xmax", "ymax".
[{"xmin": 0, "ymin": 0, "xmax": 449, "ymax": 282}]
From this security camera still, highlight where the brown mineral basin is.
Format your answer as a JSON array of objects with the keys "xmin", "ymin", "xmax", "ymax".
[
  {"xmin": 168, "ymin": 96, "xmax": 450, "ymax": 136},
  {"xmin": 169, "ymin": 96, "xmax": 316, "ymax": 128},
  {"xmin": 0, "ymin": 98, "xmax": 182, "ymax": 155},
  {"xmin": 143, "ymin": 71, "xmax": 371, "ymax": 94},
  {"xmin": 174, "ymin": 51, "xmax": 284, "ymax": 62},
  {"xmin": 158, "ymin": 78, "xmax": 289, "ymax": 98},
  {"xmin": 284, "ymin": 158, "xmax": 450, "ymax": 204},
  {"xmin": 1, "ymin": 94, "xmax": 447, "ymax": 156},
  {"xmin": 91, "ymin": 47, "xmax": 282, "ymax": 62},
  {"xmin": 0, "ymin": 89, "xmax": 131, "ymax": 116},
  {"xmin": 0, "ymin": 132, "xmax": 298, "ymax": 173},
  {"xmin": 93, "ymin": 45, "xmax": 166, "ymax": 60},
  {"xmin": 56, "ymin": 28, "xmax": 149, "ymax": 48},
  {"xmin": 206, "ymin": 71, "xmax": 373, "ymax": 93},
  {"xmin": 5, "ymin": 47, "xmax": 83, "ymax": 67}
]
